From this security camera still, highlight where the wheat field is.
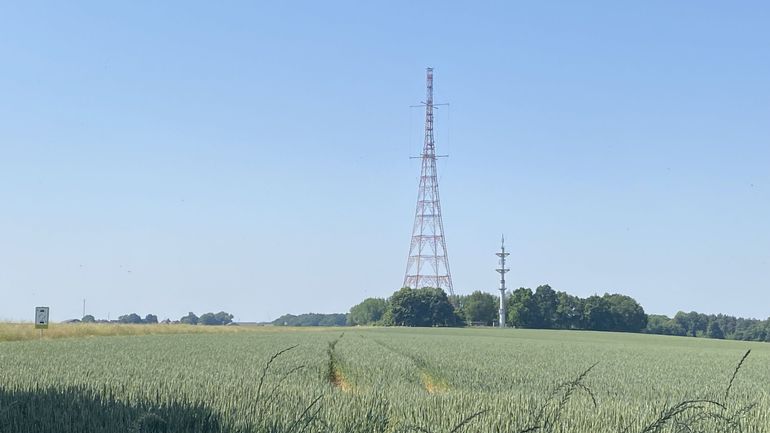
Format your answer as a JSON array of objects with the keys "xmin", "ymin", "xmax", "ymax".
[{"xmin": 0, "ymin": 326, "xmax": 767, "ymax": 433}]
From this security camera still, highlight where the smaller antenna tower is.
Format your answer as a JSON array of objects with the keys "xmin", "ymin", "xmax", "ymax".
[{"xmin": 496, "ymin": 235, "xmax": 510, "ymax": 328}]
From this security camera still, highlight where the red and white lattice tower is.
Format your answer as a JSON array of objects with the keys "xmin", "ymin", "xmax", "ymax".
[{"xmin": 403, "ymin": 67, "xmax": 454, "ymax": 295}]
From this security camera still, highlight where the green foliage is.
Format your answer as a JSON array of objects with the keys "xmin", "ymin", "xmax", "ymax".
[
  {"xmin": 118, "ymin": 313, "xmax": 143, "ymax": 324},
  {"xmin": 507, "ymin": 287, "xmax": 537, "ymax": 327},
  {"xmin": 583, "ymin": 295, "xmax": 612, "ymax": 330},
  {"xmin": 648, "ymin": 311, "xmax": 770, "ymax": 342},
  {"xmin": 383, "ymin": 287, "xmax": 461, "ymax": 327},
  {"xmin": 604, "ymin": 293, "xmax": 648, "ymax": 332},
  {"xmin": 272, "ymin": 313, "xmax": 348, "ymax": 326},
  {"xmin": 675, "ymin": 311, "xmax": 710, "ymax": 337},
  {"xmin": 81, "ymin": 315, "xmax": 96, "ymax": 323},
  {"xmin": 554, "ymin": 292, "xmax": 584, "ymax": 329},
  {"xmin": 707, "ymin": 321, "xmax": 725, "ymax": 339},
  {"xmin": 143, "ymin": 314, "xmax": 158, "ymax": 324},
  {"xmin": 533, "ymin": 284, "xmax": 558, "ymax": 328},
  {"xmin": 348, "ymin": 298, "xmax": 387, "ymax": 325},
  {"xmin": 507, "ymin": 288, "xmax": 647, "ymax": 332},
  {"xmin": 455, "ymin": 291, "xmax": 497, "ymax": 325},
  {"xmin": 383, "ymin": 287, "xmax": 424, "ymax": 326},
  {"xmin": 179, "ymin": 312, "xmax": 198, "ymax": 325},
  {"xmin": 645, "ymin": 314, "xmax": 686, "ymax": 336},
  {"xmin": 199, "ymin": 312, "xmax": 234, "ymax": 326},
  {"xmin": 215, "ymin": 311, "xmax": 234, "ymax": 325},
  {"xmin": 199, "ymin": 313, "xmax": 217, "ymax": 326}
]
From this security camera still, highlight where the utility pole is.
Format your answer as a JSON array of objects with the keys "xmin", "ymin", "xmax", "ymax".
[
  {"xmin": 496, "ymin": 235, "xmax": 510, "ymax": 328},
  {"xmin": 403, "ymin": 67, "xmax": 454, "ymax": 295}
]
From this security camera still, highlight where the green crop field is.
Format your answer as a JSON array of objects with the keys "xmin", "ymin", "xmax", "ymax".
[{"xmin": 0, "ymin": 327, "xmax": 767, "ymax": 433}]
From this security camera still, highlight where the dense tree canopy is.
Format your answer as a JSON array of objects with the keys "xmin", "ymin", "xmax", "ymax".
[
  {"xmin": 78, "ymin": 311, "xmax": 232, "ymax": 325},
  {"xmin": 707, "ymin": 321, "xmax": 725, "ymax": 339},
  {"xmin": 272, "ymin": 313, "xmax": 348, "ymax": 326},
  {"xmin": 199, "ymin": 311, "xmax": 234, "ymax": 326},
  {"xmin": 645, "ymin": 314, "xmax": 685, "ymax": 336},
  {"xmin": 507, "ymin": 287, "xmax": 537, "ymax": 328},
  {"xmin": 383, "ymin": 287, "xmax": 461, "ymax": 327},
  {"xmin": 118, "ymin": 313, "xmax": 143, "ymax": 324},
  {"xmin": 506, "ymin": 287, "xmax": 648, "ymax": 332},
  {"xmin": 646, "ymin": 311, "xmax": 770, "ymax": 342},
  {"xmin": 348, "ymin": 298, "xmax": 387, "ymax": 325},
  {"xmin": 180, "ymin": 312, "xmax": 199, "ymax": 325},
  {"xmin": 455, "ymin": 291, "xmax": 498, "ymax": 325},
  {"xmin": 279, "ymin": 284, "xmax": 770, "ymax": 344},
  {"xmin": 554, "ymin": 292, "xmax": 584, "ymax": 329}
]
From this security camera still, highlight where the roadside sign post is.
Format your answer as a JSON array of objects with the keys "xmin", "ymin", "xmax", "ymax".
[{"xmin": 35, "ymin": 307, "xmax": 49, "ymax": 338}]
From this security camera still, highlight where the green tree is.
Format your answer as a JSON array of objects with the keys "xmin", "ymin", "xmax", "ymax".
[
  {"xmin": 272, "ymin": 313, "xmax": 347, "ymax": 326},
  {"xmin": 198, "ymin": 311, "xmax": 234, "ymax": 325},
  {"xmin": 144, "ymin": 314, "xmax": 158, "ymax": 324},
  {"xmin": 532, "ymin": 285, "xmax": 558, "ymax": 328},
  {"xmin": 461, "ymin": 291, "xmax": 497, "ymax": 325},
  {"xmin": 118, "ymin": 313, "xmax": 142, "ymax": 324},
  {"xmin": 423, "ymin": 287, "xmax": 461, "ymax": 326},
  {"xmin": 645, "ymin": 314, "xmax": 686, "ymax": 336},
  {"xmin": 583, "ymin": 295, "xmax": 612, "ymax": 331},
  {"xmin": 214, "ymin": 311, "xmax": 234, "ymax": 325},
  {"xmin": 348, "ymin": 298, "xmax": 387, "ymax": 325},
  {"xmin": 554, "ymin": 292, "xmax": 583, "ymax": 329},
  {"xmin": 706, "ymin": 321, "xmax": 725, "ymax": 339},
  {"xmin": 674, "ymin": 311, "xmax": 709, "ymax": 337},
  {"xmin": 507, "ymin": 288, "xmax": 538, "ymax": 328},
  {"xmin": 603, "ymin": 293, "xmax": 647, "ymax": 332},
  {"xmin": 81, "ymin": 314, "xmax": 96, "ymax": 323},
  {"xmin": 383, "ymin": 287, "xmax": 425, "ymax": 326},
  {"xmin": 180, "ymin": 312, "xmax": 199, "ymax": 325},
  {"xmin": 317, "ymin": 314, "xmax": 347, "ymax": 326},
  {"xmin": 198, "ymin": 313, "xmax": 218, "ymax": 325},
  {"xmin": 383, "ymin": 287, "xmax": 460, "ymax": 327}
]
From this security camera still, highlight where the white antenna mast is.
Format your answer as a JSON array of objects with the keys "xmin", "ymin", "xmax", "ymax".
[{"xmin": 496, "ymin": 235, "xmax": 510, "ymax": 328}]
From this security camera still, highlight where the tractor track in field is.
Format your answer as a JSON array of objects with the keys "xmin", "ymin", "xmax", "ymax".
[
  {"xmin": 326, "ymin": 333, "xmax": 353, "ymax": 392},
  {"xmin": 370, "ymin": 338, "xmax": 449, "ymax": 394}
]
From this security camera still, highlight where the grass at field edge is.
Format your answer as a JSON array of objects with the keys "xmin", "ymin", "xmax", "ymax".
[{"xmin": 0, "ymin": 322, "xmax": 250, "ymax": 342}]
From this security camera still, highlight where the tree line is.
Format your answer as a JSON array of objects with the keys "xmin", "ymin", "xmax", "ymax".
[
  {"xmin": 78, "ymin": 311, "xmax": 234, "ymax": 326},
  {"xmin": 503, "ymin": 285, "xmax": 647, "ymax": 331},
  {"xmin": 345, "ymin": 286, "xmax": 770, "ymax": 343},
  {"xmin": 271, "ymin": 286, "xmax": 770, "ymax": 344},
  {"xmin": 271, "ymin": 313, "xmax": 347, "ymax": 326},
  {"xmin": 179, "ymin": 311, "xmax": 234, "ymax": 326},
  {"xmin": 348, "ymin": 285, "xmax": 648, "ymax": 332},
  {"xmin": 347, "ymin": 287, "xmax": 460, "ymax": 326},
  {"xmin": 645, "ymin": 311, "xmax": 770, "ymax": 342}
]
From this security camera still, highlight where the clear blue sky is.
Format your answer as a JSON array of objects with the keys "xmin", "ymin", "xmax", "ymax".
[{"xmin": 1, "ymin": 1, "xmax": 769, "ymax": 322}]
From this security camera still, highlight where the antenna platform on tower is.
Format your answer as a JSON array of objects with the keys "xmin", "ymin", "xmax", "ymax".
[{"xmin": 402, "ymin": 68, "xmax": 454, "ymax": 296}]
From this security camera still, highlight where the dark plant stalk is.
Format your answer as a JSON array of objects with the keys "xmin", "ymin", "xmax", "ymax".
[
  {"xmin": 724, "ymin": 349, "xmax": 751, "ymax": 400},
  {"xmin": 285, "ymin": 394, "xmax": 324, "ymax": 433},
  {"xmin": 516, "ymin": 363, "xmax": 598, "ymax": 433},
  {"xmin": 265, "ymin": 364, "xmax": 306, "ymax": 404},
  {"xmin": 636, "ymin": 399, "xmax": 725, "ymax": 433},
  {"xmin": 449, "ymin": 409, "xmax": 488, "ymax": 433},
  {"xmin": 255, "ymin": 345, "xmax": 298, "ymax": 408}
]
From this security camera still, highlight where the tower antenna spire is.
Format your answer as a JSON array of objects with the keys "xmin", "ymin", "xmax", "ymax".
[
  {"xmin": 496, "ymin": 234, "xmax": 510, "ymax": 327},
  {"xmin": 403, "ymin": 67, "xmax": 454, "ymax": 295}
]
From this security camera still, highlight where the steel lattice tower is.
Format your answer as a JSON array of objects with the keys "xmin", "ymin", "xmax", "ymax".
[{"xmin": 403, "ymin": 67, "xmax": 454, "ymax": 295}]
